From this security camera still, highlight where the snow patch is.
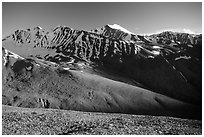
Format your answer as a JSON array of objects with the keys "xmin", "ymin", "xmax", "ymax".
[
  {"xmin": 152, "ymin": 46, "xmax": 161, "ymax": 49},
  {"xmin": 187, "ymin": 44, "xmax": 193, "ymax": 48},
  {"xmin": 148, "ymin": 56, "xmax": 154, "ymax": 59},
  {"xmin": 36, "ymin": 26, "xmax": 43, "ymax": 30},
  {"xmin": 175, "ymin": 56, "xmax": 191, "ymax": 61},
  {"xmin": 144, "ymin": 28, "xmax": 199, "ymax": 35},
  {"xmin": 3, "ymin": 48, "xmax": 24, "ymax": 66},
  {"xmin": 6, "ymin": 49, "xmax": 24, "ymax": 60},
  {"xmin": 151, "ymin": 50, "xmax": 160, "ymax": 55},
  {"xmin": 63, "ymin": 67, "xmax": 70, "ymax": 70},
  {"xmin": 108, "ymin": 24, "xmax": 135, "ymax": 35}
]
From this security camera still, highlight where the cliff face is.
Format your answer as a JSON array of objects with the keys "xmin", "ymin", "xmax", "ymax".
[{"xmin": 2, "ymin": 24, "xmax": 202, "ymax": 106}]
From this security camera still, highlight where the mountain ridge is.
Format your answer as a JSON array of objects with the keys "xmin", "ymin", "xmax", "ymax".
[{"xmin": 2, "ymin": 24, "xmax": 202, "ymax": 119}]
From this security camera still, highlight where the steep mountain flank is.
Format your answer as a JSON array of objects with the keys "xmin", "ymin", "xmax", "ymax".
[{"xmin": 2, "ymin": 48, "xmax": 201, "ymax": 119}]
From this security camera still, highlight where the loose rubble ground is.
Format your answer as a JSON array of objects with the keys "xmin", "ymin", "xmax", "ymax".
[{"xmin": 2, "ymin": 105, "xmax": 202, "ymax": 135}]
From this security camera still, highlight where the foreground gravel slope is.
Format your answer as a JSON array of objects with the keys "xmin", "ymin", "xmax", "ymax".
[{"xmin": 2, "ymin": 105, "xmax": 201, "ymax": 135}]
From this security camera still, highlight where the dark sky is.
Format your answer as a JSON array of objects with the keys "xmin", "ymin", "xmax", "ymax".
[{"xmin": 2, "ymin": 2, "xmax": 202, "ymax": 38}]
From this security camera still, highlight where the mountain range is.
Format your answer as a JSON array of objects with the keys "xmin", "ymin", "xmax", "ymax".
[{"xmin": 2, "ymin": 24, "xmax": 202, "ymax": 119}]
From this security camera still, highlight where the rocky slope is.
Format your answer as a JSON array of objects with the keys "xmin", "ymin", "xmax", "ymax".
[
  {"xmin": 3, "ymin": 48, "xmax": 201, "ymax": 119},
  {"xmin": 2, "ymin": 24, "xmax": 202, "ymax": 120}
]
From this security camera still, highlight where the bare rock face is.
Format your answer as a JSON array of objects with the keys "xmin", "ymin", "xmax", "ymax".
[{"xmin": 2, "ymin": 24, "xmax": 202, "ymax": 119}]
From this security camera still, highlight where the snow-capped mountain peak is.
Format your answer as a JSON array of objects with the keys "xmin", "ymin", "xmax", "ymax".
[{"xmin": 108, "ymin": 24, "xmax": 135, "ymax": 35}]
